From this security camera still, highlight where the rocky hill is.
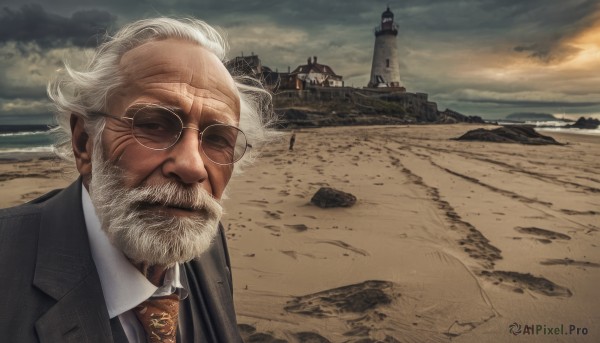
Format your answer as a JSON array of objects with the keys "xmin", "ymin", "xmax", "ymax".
[{"xmin": 273, "ymin": 87, "xmax": 484, "ymax": 128}]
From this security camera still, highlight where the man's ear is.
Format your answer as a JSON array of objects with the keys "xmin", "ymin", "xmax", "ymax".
[{"xmin": 70, "ymin": 113, "xmax": 94, "ymax": 186}]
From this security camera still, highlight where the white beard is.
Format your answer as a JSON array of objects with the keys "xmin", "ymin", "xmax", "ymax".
[{"xmin": 89, "ymin": 148, "xmax": 223, "ymax": 266}]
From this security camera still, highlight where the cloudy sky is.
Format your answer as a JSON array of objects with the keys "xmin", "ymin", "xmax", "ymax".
[{"xmin": 1, "ymin": 0, "xmax": 599, "ymax": 123}]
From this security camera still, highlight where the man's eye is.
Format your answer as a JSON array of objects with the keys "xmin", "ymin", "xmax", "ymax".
[
  {"xmin": 136, "ymin": 122, "xmax": 169, "ymax": 131},
  {"xmin": 133, "ymin": 111, "xmax": 180, "ymax": 134},
  {"xmin": 203, "ymin": 134, "xmax": 234, "ymax": 148}
]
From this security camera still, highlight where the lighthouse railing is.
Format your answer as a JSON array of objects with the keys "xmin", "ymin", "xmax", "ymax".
[{"xmin": 374, "ymin": 23, "xmax": 399, "ymax": 34}]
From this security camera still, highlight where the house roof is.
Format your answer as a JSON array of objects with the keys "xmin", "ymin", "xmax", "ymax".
[{"xmin": 291, "ymin": 56, "xmax": 340, "ymax": 77}]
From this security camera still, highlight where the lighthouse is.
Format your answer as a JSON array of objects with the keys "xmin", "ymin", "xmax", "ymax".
[{"xmin": 368, "ymin": 6, "xmax": 402, "ymax": 88}]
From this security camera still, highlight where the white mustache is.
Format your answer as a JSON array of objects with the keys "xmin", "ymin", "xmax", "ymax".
[{"xmin": 126, "ymin": 183, "xmax": 222, "ymax": 214}]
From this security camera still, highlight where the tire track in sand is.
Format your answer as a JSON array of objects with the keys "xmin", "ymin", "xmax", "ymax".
[
  {"xmin": 378, "ymin": 140, "xmax": 573, "ymax": 299},
  {"xmin": 385, "ymin": 152, "xmax": 502, "ymax": 269}
]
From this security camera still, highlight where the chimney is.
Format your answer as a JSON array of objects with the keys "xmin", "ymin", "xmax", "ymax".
[
  {"xmin": 314, "ymin": 56, "xmax": 317, "ymax": 64},
  {"xmin": 307, "ymin": 57, "xmax": 311, "ymax": 65},
  {"xmin": 288, "ymin": 66, "xmax": 290, "ymax": 73}
]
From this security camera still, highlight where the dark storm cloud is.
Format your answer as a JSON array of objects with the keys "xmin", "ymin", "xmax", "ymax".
[
  {"xmin": 393, "ymin": 0, "xmax": 598, "ymax": 32},
  {"xmin": 0, "ymin": 0, "xmax": 598, "ymax": 118},
  {"xmin": 0, "ymin": 3, "xmax": 116, "ymax": 48},
  {"xmin": 513, "ymin": 43, "xmax": 582, "ymax": 64},
  {"xmin": 493, "ymin": 0, "xmax": 598, "ymax": 63},
  {"xmin": 384, "ymin": 0, "xmax": 599, "ymax": 67}
]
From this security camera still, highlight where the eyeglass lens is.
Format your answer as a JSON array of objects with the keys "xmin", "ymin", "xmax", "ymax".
[{"xmin": 131, "ymin": 106, "xmax": 247, "ymax": 165}]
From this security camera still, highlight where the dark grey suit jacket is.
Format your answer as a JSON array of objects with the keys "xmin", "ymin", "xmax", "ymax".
[{"xmin": 0, "ymin": 180, "xmax": 242, "ymax": 342}]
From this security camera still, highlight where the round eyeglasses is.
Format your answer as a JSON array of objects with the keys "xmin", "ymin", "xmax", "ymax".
[{"xmin": 91, "ymin": 104, "xmax": 249, "ymax": 165}]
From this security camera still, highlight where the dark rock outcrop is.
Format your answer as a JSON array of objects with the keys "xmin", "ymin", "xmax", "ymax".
[
  {"xmin": 567, "ymin": 117, "xmax": 600, "ymax": 129},
  {"xmin": 276, "ymin": 108, "xmax": 410, "ymax": 128},
  {"xmin": 310, "ymin": 187, "xmax": 357, "ymax": 208},
  {"xmin": 454, "ymin": 125, "xmax": 561, "ymax": 145},
  {"xmin": 440, "ymin": 109, "xmax": 485, "ymax": 124},
  {"xmin": 284, "ymin": 280, "xmax": 394, "ymax": 316}
]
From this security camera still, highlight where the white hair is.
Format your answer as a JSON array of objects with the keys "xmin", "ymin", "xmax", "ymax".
[{"xmin": 47, "ymin": 17, "xmax": 276, "ymax": 174}]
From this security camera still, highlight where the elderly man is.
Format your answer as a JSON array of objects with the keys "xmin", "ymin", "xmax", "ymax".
[{"xmin": 0, "ymin": 18, "xmax": 272, "ymax": 342}]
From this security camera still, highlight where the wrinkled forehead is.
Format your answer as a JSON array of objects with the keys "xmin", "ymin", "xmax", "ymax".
[{"xmin": 117, "ymin": 39, "xmax": 240, "ymax": 116}]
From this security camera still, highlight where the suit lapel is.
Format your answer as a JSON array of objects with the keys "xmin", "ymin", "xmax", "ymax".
[
  {"xmin": 182, "ymin": 224, "xmax": 242, "ymax": 342},
  {"xmin": 32, "ymin": 180, "xmax": 118, "ymax": 342}
]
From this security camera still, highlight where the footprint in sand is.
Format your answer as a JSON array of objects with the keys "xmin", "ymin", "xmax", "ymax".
[
  {"xmin": 515, "ymin": 227, "xmax": 571, "ymax": 243},
  {"xmin": 284, "ymin": 224, "xmax": 309, "ymax": 232},
  {"xmin": 540, "ymin": 258, "xmax": 600, "ymax": 268},
  {"xmin": 280, "ymin": 250, "xmax": 298, "ymax": 259},
  {"xmin": 314, "ymin": 240, "xmax": 369, "ymax": 256},
  {"xmin": 480, "ymin": 270, "xmax": 572, "ymax": 297},
  {"xmin": 285, "ymin": 281, "xmax": 401, "ymax": 340},
  {"xmin": 237, "ymin": 324, "xmax": 291, "ymax": 343},
  {"xmin": 278, "ymin": 190, "xmax": 290, "ymax": 196},
  {"xmin": 560, "ymin": 209, "xmax": 600, "ymax": 215},
  {"xmin": 280, "ymin": 250, "xmax": 315, "ymax": 260},
  {"xmin": 255, "ymin": 222, "xmax": 281, "ymax": 233},
  {"xmin": 284, "ymin": 280, "xmax": 396, "ymax": 317},
  {"xmin": 244, "ymin": 199, "xmax": 270, "ymax": 208},
  {"xmin": 264, "ymin": 210, "xmax": 282, "ymax": 220}
]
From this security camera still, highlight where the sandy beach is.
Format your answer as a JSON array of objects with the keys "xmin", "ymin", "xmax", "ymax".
[{"xmin": 1, "ymin": 124, "xmax": 599, "ymax": 342}]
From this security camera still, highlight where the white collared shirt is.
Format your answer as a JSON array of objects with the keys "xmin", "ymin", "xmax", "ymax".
[{"xmin": 81, "ymin": 187, "xmax": 186, "ymax": 342}]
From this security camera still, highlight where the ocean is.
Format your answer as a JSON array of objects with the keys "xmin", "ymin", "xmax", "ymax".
[
  {"xmin": 1, "ymin": 119, "xmax": 598, "ymax": 160},
  {"xmin": 0, "ymin": 124, "xmax": 55, "ymax": 159},
  {"xmin": 495, "ymin": 120, "xmax": 600, "ymax": 136}
]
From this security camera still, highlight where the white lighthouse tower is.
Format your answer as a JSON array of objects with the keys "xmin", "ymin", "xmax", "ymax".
[{"xmin": 368, "ymin": 6, "xmax": 402, "ymax": 88}]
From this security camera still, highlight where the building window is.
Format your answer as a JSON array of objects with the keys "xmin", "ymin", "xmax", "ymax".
[{"xmin": 386, "ymin": 59, "xmax": 390, "ymax": 67}]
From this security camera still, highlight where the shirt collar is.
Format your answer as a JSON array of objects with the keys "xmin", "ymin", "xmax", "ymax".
[{"xmin": 81, "ymin": 186, "xmax": 185, "ymax": 318}]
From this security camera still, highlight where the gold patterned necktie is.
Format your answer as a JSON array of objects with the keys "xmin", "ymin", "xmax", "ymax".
[
  {"xmin": 133, "ymin": 264, "xmax": 180, "ymax": 343},
  {"xmin": 134, "ymin": 293, "xmax": 180, "ymax": 343}
]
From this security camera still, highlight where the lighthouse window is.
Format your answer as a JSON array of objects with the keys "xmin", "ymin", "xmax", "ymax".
[{"xmin": 386, "ymin": 59, "xmax": 390, "ymax": 67}]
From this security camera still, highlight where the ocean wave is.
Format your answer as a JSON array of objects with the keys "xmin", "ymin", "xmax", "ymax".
[
  {"xmin": 493, "ymin": 120, "xmax": 599, "ymax": 136},
  {"xmin": 536, "ymin": 127, "xmax": 600, "ymax": 136},
  {"xmin": 496, "ymin": 120, "xmax": 571, "ymax": 127},
  {"xmin": 0, "ymin": 146, "xmax": 55, "ymax": 154},
  {"xmin": 0, "ymin": 130, "xmax": 50, "ymax": 137},
  {"xmin": 524, "ymin": 120, "xmax": 570, "ymax": 127}
]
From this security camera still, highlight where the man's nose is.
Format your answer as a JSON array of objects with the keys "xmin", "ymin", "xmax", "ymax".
[{"xmin": 161, "ymin": 129, "xmax": 208, "ymax": 185}]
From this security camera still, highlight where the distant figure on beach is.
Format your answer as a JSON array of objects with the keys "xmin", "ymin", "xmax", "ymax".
[
  {"xmin": 289, "ymin": 131, "xmax": 296, "ymax": 151},
  {"xmin": 0, "ymin": 18, "xmax": 274, "ymax": 342}
]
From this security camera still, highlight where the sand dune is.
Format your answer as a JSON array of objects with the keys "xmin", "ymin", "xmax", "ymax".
[{"xmin": 2, "ymin": 124, "xmax": 598, "ymax": 342}]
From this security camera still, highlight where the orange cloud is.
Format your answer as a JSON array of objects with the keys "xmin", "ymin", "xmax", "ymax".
[{"xmin": 561, "ymin": 18, "xmax": 600, "ymax": 69}]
